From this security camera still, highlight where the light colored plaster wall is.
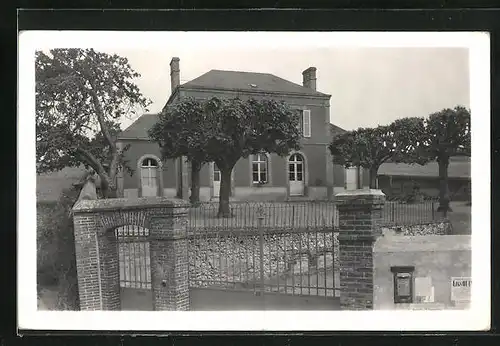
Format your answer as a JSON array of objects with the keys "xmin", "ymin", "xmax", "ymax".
[{"xmin": 373, "ymin": 235, "xmax": 471, "ymax": 310}]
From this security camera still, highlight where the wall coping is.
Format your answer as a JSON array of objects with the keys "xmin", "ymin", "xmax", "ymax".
[
  {"xmin": 374, "ymin": 235, "xmax": 471, "ymax": 253},
  {"xmin": 335, "ymin": 189, "xmax": 385, "ymax": 198},
  {"xmin": 72, "ymin": 197, "xmax": 190, "ymax": 213}
]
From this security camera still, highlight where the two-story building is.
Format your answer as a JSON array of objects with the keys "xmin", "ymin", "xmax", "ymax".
[{"xmin": 116, "ymin": 57, "xmax": 368, "ymax": 201}]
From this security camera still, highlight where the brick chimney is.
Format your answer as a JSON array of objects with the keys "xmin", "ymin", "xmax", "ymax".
[
  {"xmin": 302, "ymin": 67, "xmax": 317, "ymax": 91},
  {"xmin": 170, "ymin": 57, "xmax": 180, "ymax": 94}
]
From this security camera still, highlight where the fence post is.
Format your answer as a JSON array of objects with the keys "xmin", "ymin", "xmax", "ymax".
[
  {"xmin": 335, "ymin": 189, "xmax": 385, "ymax": 310},
  {"xmin": 257, "ymin": 209, "xmax": 265, "ymax": 297},
  {"xmin": 391, "ymin": 202, "xmax": 395, "ymax": 223},
  {"xmin": 72, "ymin": 202, "xmax": 121, "ymax": 311},
  {"xmin": 432, "ymin": 200, "xmax": 435, "ymax": 221},
  {"xmin": 149, "ymin": 199, "xmax": 190, "ymax": 311}
]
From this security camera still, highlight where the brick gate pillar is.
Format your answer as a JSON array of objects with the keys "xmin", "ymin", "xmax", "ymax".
[
  {"xmin": 73, "ymin": 203, "xmax": 120, "ymax": 310},
  {"xmin": 149, "ymin": 199, "xmax": 190, "ymax": 310},
  {"xmin": 335, "ymin": 189, "xmax": 385, "ymax": 310}
]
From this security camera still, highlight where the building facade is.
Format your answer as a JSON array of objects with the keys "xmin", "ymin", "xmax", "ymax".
[{"xmin": 116, "ymin": 58, "xmax": 369, "ymax": 201}]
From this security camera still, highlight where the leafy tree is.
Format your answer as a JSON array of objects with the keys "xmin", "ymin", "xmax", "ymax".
[
  {"xmin": 329, "ymin": 117, "xmax": 427, "ymax": 188},
  {"xmin": 206, "ymin": 97, "xmax": 302, "ymax": 216},
  {"xmin": 148, "ymin": 98, "xmax": 212, "ymax": 204},
  {"xmin": 422, "ymin": 106, "xmax": 471, "ymax": 214},
  {"xmin": 151, "ymin": 96, "xmax": 301, "ymax": 216},
  {"xmin": 36, "ymin": 49, "xmax": 151, "ymax": 198}
]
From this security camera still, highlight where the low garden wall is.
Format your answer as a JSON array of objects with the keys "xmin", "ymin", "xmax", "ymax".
[{"xmin": 382, "ymin": 220, "xmax": 452, "ymax": 236}]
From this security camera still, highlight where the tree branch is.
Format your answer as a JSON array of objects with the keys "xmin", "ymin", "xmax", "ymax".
[{"xmin": 73, "ymin": 146, "xmax": 106, "ymax": 176}]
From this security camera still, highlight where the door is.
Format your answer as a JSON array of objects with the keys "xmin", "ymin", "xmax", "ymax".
[
  {"xmin": 345, "ymin": 167, "xmax": 358, "ymax": 190},
  {"xmin": 213, "ymin": 163, "xmax": 221, "ymax": 197},
  {"xmin": 141, "ymin": 158, "xmax": 159, "ymax": 197},
  {"xmin": 288, "ymin": 153, "xmax": 305, "ymax": 196}
]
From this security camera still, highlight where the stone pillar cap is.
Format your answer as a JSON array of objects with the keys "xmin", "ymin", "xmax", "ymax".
[{"xmin": 335, "ymin": 189, "xmax": 385, "ymax": 198}]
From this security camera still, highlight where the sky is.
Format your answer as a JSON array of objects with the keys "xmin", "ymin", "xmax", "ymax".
[{"xmin": 108, "ymin": 46, "xmax": 470, "ymax": 131}]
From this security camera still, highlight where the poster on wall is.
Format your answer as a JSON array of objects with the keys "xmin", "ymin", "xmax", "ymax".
[{"xmin": 451, "ymin": 277, "xmax": 472, "ymax": 302}]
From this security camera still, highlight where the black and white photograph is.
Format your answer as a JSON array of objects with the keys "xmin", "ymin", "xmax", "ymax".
[{"xmin": 18, "ymin": 31, "xmax": 490, "ymax": 331}]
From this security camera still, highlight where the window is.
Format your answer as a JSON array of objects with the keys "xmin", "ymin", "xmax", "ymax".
[
  {"xmin": 391, "ymin": 266, "xmax": 415, "ymax": 304},
  {"xmin": 302, "ymin": 110, "xmax": 311, "ymax": 137},
  {"xmin": 288, "ymin": 153, "xmax": 304, "ymax": 182},
  {"xmin": 252, "ymin": 154, "xmax": 268, "ymax": 183}
]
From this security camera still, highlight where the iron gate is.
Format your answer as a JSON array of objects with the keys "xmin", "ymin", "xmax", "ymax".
[
  {"xmin": 187, "ymin": 202, "xmax": 341, "ymax": 310},
  {"xmin": 115, "ymin": 225, "xmax": 152, "ymax": 310}
]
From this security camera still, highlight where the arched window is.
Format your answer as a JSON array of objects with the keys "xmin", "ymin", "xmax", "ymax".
[
  {"xmin": 252, "ymin": 153, "xmax": 268, "ymax": 183},
  {"xmin": 140, "ymin": 157, "xmax": 159, "ymax": 197}
]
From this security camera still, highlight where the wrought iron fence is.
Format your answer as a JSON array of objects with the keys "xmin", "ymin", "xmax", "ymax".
[
  {"xmin": 188, "ymin": 200, "xmax": 339, "ymax": 229},
  {"xmin": 115, "ymin": 225, "xmax": 151, "ymax": 289},
  {"xmin": 112, "ymin": 199, "xmax": 438, "ymax": 296},
  {"xmin": 381, "ymin": 200, "xmax": 438, "ymax": 226},
  {"xmin": 187, "ymin": 221, "xmax": 340, "ymax": 298},
  {"xmin": 188, "ymin": 199, "xmax": 438, "ymax": 229}
]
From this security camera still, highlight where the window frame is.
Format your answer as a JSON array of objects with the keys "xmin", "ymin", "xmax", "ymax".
[
  {"xmin": 302, "ymin": 109, "xmax": 311, "ymax": 138},
  {"xmin": 252, "ymin": 153, "xmax": 268, "ymax": 184}
]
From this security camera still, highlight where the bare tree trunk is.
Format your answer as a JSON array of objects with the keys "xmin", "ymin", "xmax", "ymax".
[
  {"xmin": 218, "ymin": 166, "xmax": 233, "ymax": 218},
  {"xmin": 369, "ymin": 166, "xmax": 379, "ymax": 189},
  {"xmin": 98, "ymin": 172, "xmax": 117, "ymax": 199},
  {"xmin": 190, "ymin": 160, "xmax": 202, "ymax": 204},
  {"xmin": 437, "ymin": 154, "xmax": 452, "ymax": 217}
]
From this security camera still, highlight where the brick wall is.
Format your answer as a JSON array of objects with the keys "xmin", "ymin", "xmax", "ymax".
[
  {"xmin": 149, "ymin": 207, "xmax": 190, "ymax": 311},
  {"xmin": 72, "ymin": 197, "xmax": 190, "ymax": 311},
  {"xmin": 335, "ymin": 189, "xmax": 385, "ymax": 310}
]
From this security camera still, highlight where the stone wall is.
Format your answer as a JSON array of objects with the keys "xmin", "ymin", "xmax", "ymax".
[{"xmin": 382, "ymin": 221, "xmax": 452, "ymax": 237}]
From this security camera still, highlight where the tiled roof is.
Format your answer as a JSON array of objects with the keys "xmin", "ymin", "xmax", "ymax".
[
  {"xmin": 378, "ymin": 159, "xmax": 470, "ymax": 179},
  {"xmin": 37, "ymin": 166, "xmax": 87, "ymax": 203},
  {"xmin": 181, "ymin": 69, "xmax": 330, "ymax": 97},
  {"xmin": 329, "ymin": 123, "xmax": 346, "ymax": 136},
  {"xmin": 117, "ymin": 113, "xmax": 159, "ymax": 140}
]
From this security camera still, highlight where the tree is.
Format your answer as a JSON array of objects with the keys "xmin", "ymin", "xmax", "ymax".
[
  {"xmin": 152, "ymin": 96, "xmax": 301, "ymax": 217},
  {"xmin": 148, "ymin": 98, "xmax": 212, "ymax": 204},
  {"xmin": 36, "ymin": 49, "xmax": 151, "ymax": 198},
  {"xmin": 422, "ymin": 106, "xmax": 471, "ymax": 215},
  {"xmin": 329, "ymin": 117, "xmax": 427, "ymax": 188},
  {"xmin": 207, "ymin": 97, "xmax": 302, "ymax": 216}
]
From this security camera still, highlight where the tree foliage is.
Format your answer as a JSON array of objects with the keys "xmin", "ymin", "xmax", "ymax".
[
  {"xmin": 421, "ymin": 106, "xmax": 471, "ymax": 213},
  {"xmin": 37, "ymin": 187, "xmax": 80, "ymax": 310},
  {"xmin": 36, "ymin": 48, "xmax": 151, "ymax": 197},
  {"xmin": 329, "ymin": 117, "xmax": 427, "ymax": 188},
  {"xmin": 150, "ymin": 96, "xmax": 302, "ymax": 216},
  {"xmin": 148, "ymin": 98, "xmax": 212, "ymax": 204}
]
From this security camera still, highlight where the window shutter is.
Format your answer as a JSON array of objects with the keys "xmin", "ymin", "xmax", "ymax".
[{"xmin": 303, "ymin": 110, "xmax": 311, "ymax": 137}]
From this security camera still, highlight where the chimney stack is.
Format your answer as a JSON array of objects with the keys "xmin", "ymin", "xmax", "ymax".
[
  {"xmin": 170, "ymin": 57, "xmax": 180, "ymax": 95},
  {"xmin": 302, "ymin": 67, "xmax": 317, "ymax": 91}
]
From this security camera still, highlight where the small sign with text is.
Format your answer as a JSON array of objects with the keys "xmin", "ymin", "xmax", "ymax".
[{"xmin": 451, "ymin": 277, "xmax": 471, "ymax": 302}]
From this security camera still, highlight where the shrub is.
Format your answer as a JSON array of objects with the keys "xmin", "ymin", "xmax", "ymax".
[{"xmin": 37, "ymin": 187, "xmax": 80, "ymax": 310}]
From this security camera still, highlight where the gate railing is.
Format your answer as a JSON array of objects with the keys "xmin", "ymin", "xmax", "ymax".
[
  {"xmin": 115, "ymin": 225, "xmax": 151, "ymax": 289},
  {"xmin": 188, "ymin": 207, "xmax": 340, "ymax": 299}
]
